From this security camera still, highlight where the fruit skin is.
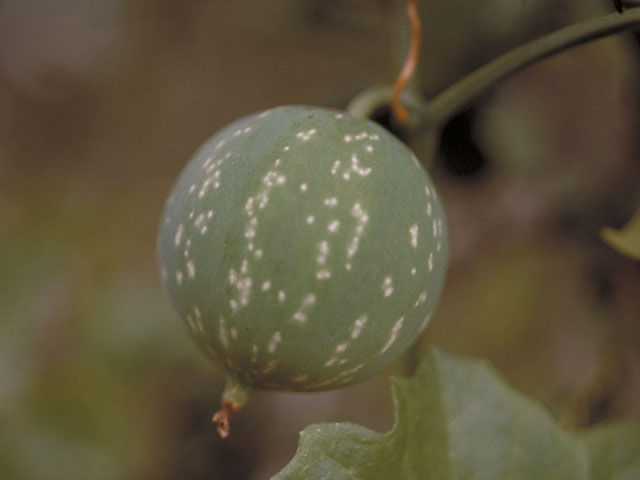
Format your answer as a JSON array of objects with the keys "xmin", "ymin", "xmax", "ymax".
[{"xmin": 157, "ymin": 105, "xmax": 447, "ymax": 391}]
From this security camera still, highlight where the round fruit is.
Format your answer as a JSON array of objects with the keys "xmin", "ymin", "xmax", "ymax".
[{"xmin": 157, "ymin": 105, "xmax": 448, "ymax": 423}]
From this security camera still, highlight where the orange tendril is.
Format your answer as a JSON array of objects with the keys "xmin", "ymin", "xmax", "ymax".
[{"xmin": 391, "ymin": 0, "xmax": 422, "ymax": 124}]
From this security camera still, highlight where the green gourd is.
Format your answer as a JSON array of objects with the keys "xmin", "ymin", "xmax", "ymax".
[{"xmin": 157, "ymin": 105, "xmax": 448, "ymax": 435}]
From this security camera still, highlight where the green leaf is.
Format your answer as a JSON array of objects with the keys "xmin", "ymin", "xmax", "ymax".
[
  {"xmin": 273, "ymin": 349, "xmax": 454, "ymax": 480},
  {"xmin": 601, "ymin": 207, "xmax": 640, "ymax": 260},
  {"xmin": 434, "ymin": 350, "xmax": 587, "ymax": 479},
  {"xmin": 616, "ymin": 465, "xmax": 640, "ymax": 480},
  {"xmin": 579, "ymin": 421, "xmax": 640, "ymax": 480},
  {"xmin": 273, "ymin": 349, "xmax": 640, "ymax": 479}
]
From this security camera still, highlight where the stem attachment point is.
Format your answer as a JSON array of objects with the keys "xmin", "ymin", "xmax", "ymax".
[
  {"xmin": 212, "ymin": 376, "xmax": 251, "ymax": 439},
  {"xmin": 212, "ymin": 402, "xmax": 240, "ymax": 439}
]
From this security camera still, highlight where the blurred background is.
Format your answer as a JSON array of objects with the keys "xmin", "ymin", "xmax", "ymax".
[{"xmin": 1, "ymin": 0, "xmax": 639, "ymax": 478}]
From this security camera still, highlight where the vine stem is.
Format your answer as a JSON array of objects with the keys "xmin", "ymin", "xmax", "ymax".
[
  {"xmin": 423, "ymin": 9, "xmax": 640, "ymax": 128},
  {"xmin": 390, "ymin": 0, "xmax": 422, "ymax": 124}
]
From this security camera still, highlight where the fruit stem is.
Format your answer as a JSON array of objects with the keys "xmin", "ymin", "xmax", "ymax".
[
  {"xmin": 423, "ymin": 8, "xmax": 640, "ymax": 127},
  {"xmin": 212, "ymin": 376, "xmax": 251, "ymax": 438},
  {"xmin": 346, "ymin": 85, "xmax": 424, "ymax": 123}
]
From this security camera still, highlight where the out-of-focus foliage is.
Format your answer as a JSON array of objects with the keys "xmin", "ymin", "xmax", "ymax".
[
  {"xmin": 275, "ymin": 349, "xmax": 640, "ymax": 479},
  {"xmin": 602, "ymin": 206, "xmax": 640, "ymax": 260},
  {"xmin": 0, "ymin": 0, "xmax": 124, "ymax": 100},
  {"xmin": 1, "ymin": 0, "xmax": 639, "ymax": 479},
  {"xmin": 580, "ymin": 420, "xmax": 640, "ymax": 479}
]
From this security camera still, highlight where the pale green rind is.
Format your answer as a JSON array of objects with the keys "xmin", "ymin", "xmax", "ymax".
[
  {"xmin": 601, "ymin": 206, "xmax": 640, "ymax": 261},
  {"xmin": 157, "ymin": 106, "xmax": 448, "ymax": 391},
  {"xmin": 273, "ymin": 349, "xmax": 640, "ymax": 480}
]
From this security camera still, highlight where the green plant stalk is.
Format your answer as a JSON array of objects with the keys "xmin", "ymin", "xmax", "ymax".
[{"xmin": 424, "ymin": 9, "xmax": 640, "ymax": 127}]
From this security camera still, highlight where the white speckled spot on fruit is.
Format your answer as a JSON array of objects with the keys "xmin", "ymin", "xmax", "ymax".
[{"xmin": 157, "ymin": 105, "xmax": 448, "ymax": 392}]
